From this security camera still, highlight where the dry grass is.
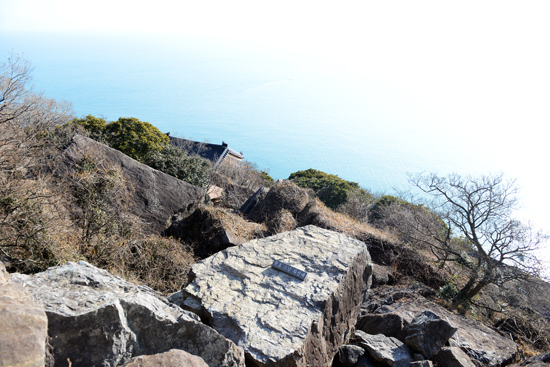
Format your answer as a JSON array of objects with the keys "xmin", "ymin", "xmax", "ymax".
[
  {"xmin": 299, "ymin": 198, "xmax": 397, "ymax": 243},
  {"xmin": 208, "ymin": 206, "xmax": 267, "ymax": 241}
]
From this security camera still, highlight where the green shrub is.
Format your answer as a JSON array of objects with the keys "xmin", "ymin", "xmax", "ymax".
[
  {"xmin": 70, "ymin": 115, "xmax": 108, "ymax": 143},
  {"xmin": 261, "ymin": 170, "xmax": 274, "ymax": 182},
  {"xmin": 70, "ymin": 115, "xmax": 169, "ymax": 162},
  {"xmin": 105, "ymin": 117, "xmax": 169, "ymax": 162},
  {"xmin": 144, "ymin": 144, "xmax": 211, "ymax": 189},
  {"xmin": 289, "ymin": 169, "xmax": 360, "ymax": 209}
]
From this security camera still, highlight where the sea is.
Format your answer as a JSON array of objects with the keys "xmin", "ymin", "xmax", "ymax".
[{"xmin": 2, "ymin": 31, "xmax": 549, "ymax": 269}]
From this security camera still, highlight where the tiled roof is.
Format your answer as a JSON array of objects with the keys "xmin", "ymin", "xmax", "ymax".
[{"xmin": 169, "ymin": 136, "xmax": 244, "ymax": 165}]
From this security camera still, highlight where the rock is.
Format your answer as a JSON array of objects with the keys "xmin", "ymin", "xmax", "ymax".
[
  {"xmin": 124, "ymin": 349, "xmax": 209, "ymax": 367},
  {"xmin": 410, "ymin": 361, "xmax": 433, "ymax": 367},
  {"xmin": 437, "ymin": 347, "xmax": 476, "ymax": 367},
  {"xmin": 359, "ymin": 286, "xmax": 517, "ymax": 366},
  {"xmin": 13, "ymin": 261, "xmax": 245, "ymax": 367},
  {"xmin": 179, "ymin": 225, "xmax": 373, "ymax": 367},
  {"xmin": 57, "ymin": 135, "xmax": 206, "ymax": 234},
  {"xmin": 371, "ymin": 264, "xmax": 394, "ymax": 288},
  {"xmin": 354, "ymin": 331, "xmax": 412, "ymax": 367},
  {"xmin": 356, "ymin": 313, "xmax": 407, "ymax": 341},
  {"xmin": 164, "ymin": 205, "xmax": 265, "ymax": 258},
  {"xmin": 404, "ymin": 310, "xmax": 457, "ymax": 359},
  {"xmin": 0, "ymin": 263, "xmax": 48, "ymax": 367},
  {"xmin": 240, "ymin": 186, "xmax": 269, "ymax": 216},
  {"xmin": 247, "ymin": 180, "xmax": 309, "ymax": 223},
  {"xmin": 333, "ymin": 345, "xmax": 366, "ymax": 366}
]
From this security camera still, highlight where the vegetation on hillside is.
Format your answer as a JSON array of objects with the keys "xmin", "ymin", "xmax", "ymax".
[{"xmin": 289, "ymin": 168, "xmax": 372, "ymax": 210}]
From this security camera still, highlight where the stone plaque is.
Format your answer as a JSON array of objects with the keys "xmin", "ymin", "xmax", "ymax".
[{"xmin": 272, "ymin": 260, "xmax": 307, "ymax": 280}]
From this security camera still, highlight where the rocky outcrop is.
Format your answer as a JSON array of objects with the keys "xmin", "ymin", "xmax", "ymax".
[
  {"xmin": 0, "ymin": 263, "xmax": 48, "ymax": 367},
  {"xmin": 164, "ymin": 205, "xmax": 266, "ymax": 258},
  {"xmin": 124, "ymin": 349, "xmax": 209, "ymax": 367},
  {"xmin": 12, "ymin": 261, "xmax": 245, "ymax": 367},
  {"xmin": 357, "ymin": 286, "xmax": 517, "ymax": 366},
  {"xmin": 57, "ymin": 135, "xmax": 206, "ymax": 233},
  {"xmin": 176, "ymin": 225, "xmax": 372, "ymax": 367}
]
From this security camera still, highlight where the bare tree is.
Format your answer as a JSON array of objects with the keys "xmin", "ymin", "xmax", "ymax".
[
  {"xmin": 1, "ymin": 54, "xmax": 73, "ymax": 271},
  {"xmin": 389, "ymin": 173, "xmax": 547, "ymax": 304}
]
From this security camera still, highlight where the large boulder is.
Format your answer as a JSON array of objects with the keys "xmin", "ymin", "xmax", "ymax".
[
  {"xmin": 12, "ymin": 261, "xmax": 245, "ymax": 367},
  {"xmin": 357, "ymin": 286, "xmax": 517, "ymax": 366},
  {"xmin": 57, "ymin": 135, "xmax": 207, "ymax": 233},
  {"xmin": 177, "ymin": 225, "xmax": 373, "ymax": 367},
  {"xmin": 0, "ymin": 263, "xmax": 48, "ymax": 367}
]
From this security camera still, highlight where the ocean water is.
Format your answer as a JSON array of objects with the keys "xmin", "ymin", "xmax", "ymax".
[
  {"xmin": 2, "ymin": 31, "xmax": 549, "ymax": 253},
  {"xmin": 2, "ymin": 32, "xmax": 495, "ymax": 186}
]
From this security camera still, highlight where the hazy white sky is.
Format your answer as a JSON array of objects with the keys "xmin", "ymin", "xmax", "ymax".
[{"xmin": 2, "ymin": 0, "xmax": 550, "ymax": 267}]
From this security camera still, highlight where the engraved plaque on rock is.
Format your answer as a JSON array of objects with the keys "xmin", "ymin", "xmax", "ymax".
[{"xmin": 272, "ymin": 260, "xmax": 307, "ymax": 281}]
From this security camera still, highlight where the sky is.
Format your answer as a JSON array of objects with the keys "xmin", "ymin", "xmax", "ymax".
[{"xmin": 2, "ymin": 0, "xmax": 550, "ymax": 271}]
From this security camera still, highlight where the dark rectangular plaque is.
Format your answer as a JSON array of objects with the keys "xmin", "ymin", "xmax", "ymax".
[{"xmin": 272, "ymin": 260, "xmax": 307, "ymax": 281}]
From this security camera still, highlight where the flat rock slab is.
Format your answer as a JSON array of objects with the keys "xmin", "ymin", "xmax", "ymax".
[
  {"xmin": 13, "ymin": 261, "xmax": 245, "ymax": 367},
  {"xmin": 181, "ymin": 225, "xmax": 373, "ymax": 367}
]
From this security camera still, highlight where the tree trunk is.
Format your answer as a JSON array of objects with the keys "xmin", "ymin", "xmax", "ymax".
[{"xmin": 454, "ymin": 276, "xmax": 488, "ymax": 305}]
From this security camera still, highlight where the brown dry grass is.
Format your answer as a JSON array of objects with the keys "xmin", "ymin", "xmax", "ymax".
[
  {"xmin": 207, "ymin": 206, "xmax": 267, "ymax": 241},
  {"xmin": 299, "ymin": 198, "xmax": 397, "ymax": 243}
]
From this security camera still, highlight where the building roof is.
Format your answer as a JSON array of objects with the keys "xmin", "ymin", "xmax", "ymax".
[{"xmin": 169, "ymin": 136, "xmax": 244, "ymax": 167}]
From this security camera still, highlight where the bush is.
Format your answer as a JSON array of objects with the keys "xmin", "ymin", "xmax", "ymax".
[
  {"xmin": 289, "ymin": 168, "xmax": 360, "ymax": 210},
  {"xmin": 144, "ymin": 144, "xmax": 211, "ymax": 189},
  {"xmin": 70, "ymin": 115, "xmax": 169, "ymax": 162},
  {"xmin": 70, "ymin": 115, "xmax": 108, "ymax": 143},
  {"xmin": 105, "ymin": 117, "xmax": 169, "ymax": 162}
]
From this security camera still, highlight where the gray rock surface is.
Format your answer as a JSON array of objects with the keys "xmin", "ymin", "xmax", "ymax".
[
  {"xmin": 334, "ymin": 345, "xmax": 366, "ymax": 367},
  {"xmin": 0, "ymin": 263, "xmax": 48, "ymax": 367},
  {"xmin": 58, "ymin": 135, "xmax": 206, "ymax": 234},
  {"xmin": 123, "ymin": 349, "xmax": 209, "ymax": 367},
  {"xmin": 371, "ymin": 264, "xmax": 395, "ymax": 288},
  {"xmin": 354, "ymin": 330, "xmax": 412, "ymax": 367},
  {"xmin": 13, "ymin": 261, "xmax": 245, "ymax": 367},
  {"xmin": 180, "ymin": 225, "xmax": 373, "ymax": 367},
  {"xmin": 356, "ymin": 313, "xmax": 407, "ymax": 341},
  {"xmin": 359, "ymin": 286, "xmax": 517, "ymax": 366},
  {"xmin": 240, "ymin": 186, "xmax": 269, "ymax": 216},
  {"xmin": 405, "ymin": 310, "xmax": 457, "ymax": 359},
  {"xmin": 437, "ymin": 347, "xmax": 476, "ymax": 367}
]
